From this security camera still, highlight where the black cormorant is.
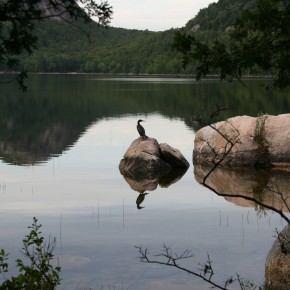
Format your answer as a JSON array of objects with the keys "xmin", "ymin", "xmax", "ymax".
[
  {"xmin": 136, "ymin": 192, "xmax": 149, "ymax": 209},
  {"xmin": 137, "ymin": 119, "xmax": 148, "ymax": 138}
]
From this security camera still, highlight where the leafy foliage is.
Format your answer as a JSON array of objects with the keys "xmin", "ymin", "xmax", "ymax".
[
  {"xmin": 0, "ymin": 217, "xmax": 61, "ymax": 290},
  {"xmin": 17, "ymin": 22, "xmax": 182, "ymax": 75},
  {"xmin": 174, "ymin": 0, "xmax": 290, "ymax": 90},
  {"xmin": 0, "ymin": 0, "xmax": 112, "ymax": 89}
]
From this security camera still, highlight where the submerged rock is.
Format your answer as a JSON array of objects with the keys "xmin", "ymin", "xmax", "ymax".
[{"xmin": 193, "ymin": 114, "xmax": 290, "ymax": 167}]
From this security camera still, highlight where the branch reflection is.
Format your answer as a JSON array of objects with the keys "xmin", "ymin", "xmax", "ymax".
[{"xmin": 194, "ymin": 165, "xmax": 290, "ymax": 221}]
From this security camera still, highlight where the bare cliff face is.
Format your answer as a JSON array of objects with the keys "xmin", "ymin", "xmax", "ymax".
[{"xmin": 37, "ymin": 0, "xmax": 81, "ymax": 22}]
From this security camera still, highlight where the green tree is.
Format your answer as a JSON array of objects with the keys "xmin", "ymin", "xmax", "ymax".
[
  {"xmin": 174, "ymin": 0, "xmax": 290, "ymax": 90},
  {"xmin": 0, "ymin": 0, "xmax": 112, "ymax": 89}
]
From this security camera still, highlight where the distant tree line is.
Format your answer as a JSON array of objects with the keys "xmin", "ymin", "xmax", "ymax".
[
  {"xmin": 16, "ymin": 21, "xmax": 185, "ymax": 75},
  {"xmin": 3, "ymin": 0, "xmax": 258, "ymax": 78}
]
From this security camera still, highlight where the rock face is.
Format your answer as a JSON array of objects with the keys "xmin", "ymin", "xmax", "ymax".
[
  {"xmin": 38, "ymin": 0, "xmax": 80, "ymax": 22},
  {"xmin": 160, "ymin": 143, "xmax": 189, "ymax": 168},
  {"xmin": 119, "ymin": 137, "xmax": 189, "ymax": 179},
  {"xmin": 193, "ymin": 114, "xmax": 290, "ymax": 167},
  {"xmin": 265, "ymin": 224, "xmax": 290, "ymax": 290}
]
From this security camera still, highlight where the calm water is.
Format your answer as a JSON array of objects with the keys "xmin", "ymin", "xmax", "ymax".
[{"xmin": 0, "ymin": 74, "xmax": 290, "ymax": 290}]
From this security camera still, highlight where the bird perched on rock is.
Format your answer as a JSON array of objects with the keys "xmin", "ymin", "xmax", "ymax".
[{"xmin": 137, "ymin": 119, "xmax": 148, "ymax": 138}]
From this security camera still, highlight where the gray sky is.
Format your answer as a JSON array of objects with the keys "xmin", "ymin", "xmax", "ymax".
[{"xmin": 108, "ymin": 0, "xmax": 217, "ymax": 31}]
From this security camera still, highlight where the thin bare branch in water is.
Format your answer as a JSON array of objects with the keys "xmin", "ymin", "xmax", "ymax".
[
  {"xmin": 135, "ymin": 244, "xmax": 242, "ymax": 290},
  {"xmin": 265, "ymin": 181, "xmax": 290, "ymax": 213},
  {"xmin": 201, "ymin": 121, "xmax": 240, "ymax": 184},
  {"xmin": 197, "ymin": 252, "xmax": 214, "ymax": 281},
  {"xmin": 202, "ymin": 180, "xmax": 290, "ymax": 225}
]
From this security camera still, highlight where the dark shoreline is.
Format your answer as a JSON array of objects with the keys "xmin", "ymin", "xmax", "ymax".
[{"xmin": 0, "ymin": 71, "xmax": 274, "ymax": 81}]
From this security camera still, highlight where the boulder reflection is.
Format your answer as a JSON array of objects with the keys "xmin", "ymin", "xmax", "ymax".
[
  {"xmin": 194, "ymin": 165, "xmax": 290, "ymax": 214},
  {"xmin": 194, "ymin": 165, "xmax": 290, "ymax": 290},
  {"xmin": 120, "ymin": 167, "xmax": 188, "ymax": 210}
]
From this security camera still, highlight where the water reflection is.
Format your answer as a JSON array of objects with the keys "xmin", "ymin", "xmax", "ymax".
[
  {"xmin": 1, "ymin": 75, "xmax": 290, "ymax": 289},
  {"xmin": 194, "ymin": 165, "xmax": 290, "ymax": 214},
  {"xmin": 194, "ymin": 165, "xmax": 290, "ymax": 289},
  {"xmin": 136, "ymin": 193, "xmax": 149, "ymax": 209},
  {"xmin": 0, "ymin": 122, "xmax": 79, "ymax": 165},
  {"xmin": 1, "ymin": 74, "xmax": 290, "ymax": 166},
  {"xmin": 120, "ymin": 167, "xmax": 188, "ymax": 209}
]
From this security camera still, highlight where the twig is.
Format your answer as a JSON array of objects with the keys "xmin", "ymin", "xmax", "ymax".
[{"xmin": 136, "ymin": 245, "xmax": 231, "ymax": 290}]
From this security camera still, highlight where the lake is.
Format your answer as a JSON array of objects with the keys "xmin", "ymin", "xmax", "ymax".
[{"xmin": 0, "ymin": 74, "xmax": 290, "ymax": 290}]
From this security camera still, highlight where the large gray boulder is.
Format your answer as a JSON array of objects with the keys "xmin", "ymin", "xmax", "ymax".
[
  {"xmin": 265, "ymin": 224, "xmax": 290, "ymax": 290},
  {"xmin": 119, "ymin": 137, "xmax": 189, "ymax": 179},
  {"xmin": 193, "ymin": 114, "xmax": 290, "ymax": 167}
]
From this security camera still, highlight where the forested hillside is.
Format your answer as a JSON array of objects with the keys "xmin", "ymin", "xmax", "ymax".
[
  {"xmin": 20, "ymin": 20, "xmax": 184, "ymax": 74},
  {"xmin": 18, "ymin": 0, "xmax": 256, "ymax": 74}
]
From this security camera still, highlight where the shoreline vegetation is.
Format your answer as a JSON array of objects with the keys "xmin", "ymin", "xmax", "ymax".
[{"xmin": 0, "ymin": 71, "xmax": 275, "ymax": 80}]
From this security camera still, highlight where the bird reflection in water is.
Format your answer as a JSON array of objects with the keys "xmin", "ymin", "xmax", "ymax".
[{"xmin": 136, "ymin": 192, "xmax": 149, "ymax": 210}]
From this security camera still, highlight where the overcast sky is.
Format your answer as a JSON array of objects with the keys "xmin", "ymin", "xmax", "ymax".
[{"xmin": 108, "ymin": 0, "xmax": 217, "ymax": 31}]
